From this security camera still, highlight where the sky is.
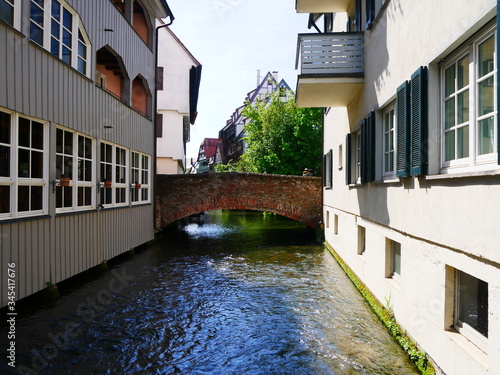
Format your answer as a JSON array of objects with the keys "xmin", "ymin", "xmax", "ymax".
[{"xmin": 165, "ymin": 0, "xmax": 310, "ymax": 162}]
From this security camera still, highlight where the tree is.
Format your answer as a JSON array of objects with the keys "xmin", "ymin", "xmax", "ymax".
[{"xmin": 236, "ymin": 90, "xmax": 322, "ymax": 176}]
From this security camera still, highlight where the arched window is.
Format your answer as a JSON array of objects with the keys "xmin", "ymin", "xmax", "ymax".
[
  {"xmin": 133, "ymin": 1, "xmax": 151, "ymax": 46},
  {"xmin": 96, "ymin": 46, "xmax": 129, "ymax": 101},
  {"xmin": 29, "ymin": 0, "xmax": 90, "ymax": 76},
  {"xmin": 132, "ymin": 76, "xmax": 151, "ymax": 117}
]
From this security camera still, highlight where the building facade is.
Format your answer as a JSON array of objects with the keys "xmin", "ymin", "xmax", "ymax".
[
  {"xmin": 295, "ymin": 0, "xmax": 499, "ymax": 374},
  {"xmin": 0, "ymin": 0, "xmax": 172, "ymax": 307},
  {"xmin": 218, "ymin": 71, "xmax": 291, "ymax": 165},
  {"xmin": 156, "ymin": 25, "xmax": 201, "ymax": 174}
]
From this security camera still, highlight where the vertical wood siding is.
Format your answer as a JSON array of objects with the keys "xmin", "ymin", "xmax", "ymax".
[{"xmin": 0, "ymin": 0, "xmax": 158, "ymax": 306}]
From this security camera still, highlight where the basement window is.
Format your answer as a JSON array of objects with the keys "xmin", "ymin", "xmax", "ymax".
[{"xmin": 455, "ymin": 269, "xmax": 488, "ymax": 352}]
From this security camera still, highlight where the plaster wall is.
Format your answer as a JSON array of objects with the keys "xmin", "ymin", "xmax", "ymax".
[
  {"xmin": 156, "ymin": 110, "xmax": 185, "ymax": 162},
  {"xmin": 322, "ymin": 0, "xmax": 499, "ymax": 373}
]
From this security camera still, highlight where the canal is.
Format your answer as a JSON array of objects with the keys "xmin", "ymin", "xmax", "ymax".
[{"xmin": 2, "ymin": 210, "xmax": 419, "ymax": 374}]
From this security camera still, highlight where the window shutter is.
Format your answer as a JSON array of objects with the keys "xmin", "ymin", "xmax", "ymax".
[
  {"xmin": 366, "ymin": 111, "xmax": 376, "ymax": 182},
  {"xmin": 410, "ymin": 66, "xmax": 428, "ymax": 176},
  {"xmin": 360, "ymin": 119, "xmax": 367, "ymax": 184},
  {"xmin": 156, "ymin": 113, "xmax": 163, "ymax": 138},
  {"xmin": 396, "ymin": 81, "xmax": 410, "ymax": 177},
  {"xmin": 345, "ymin": 133, "xmax": 352, "ymax": 185},
  {"xmin": 156, "ymin": 67, "xmax": 164, "ymax": 91},
  {"xmin": 323, "ymin": 154, "xmax": 327, "ymax": 186}
]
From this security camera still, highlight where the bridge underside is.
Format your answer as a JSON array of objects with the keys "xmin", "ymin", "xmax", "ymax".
[
  {"xmin": 156, "ymin": 173, "xmax": 322, "ymax": 230},
  {"xmin": 159, "ymin": 196, "xmax": 321, "ymax": 229}
]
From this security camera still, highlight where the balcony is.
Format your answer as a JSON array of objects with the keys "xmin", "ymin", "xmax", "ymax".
[
  {"xmin": 295, "ymin": 0, "xmax": 352, "ymax": 13},
  {"xmin": 295, "ymin": 32, "xmax": 364, "ymax": 108}
]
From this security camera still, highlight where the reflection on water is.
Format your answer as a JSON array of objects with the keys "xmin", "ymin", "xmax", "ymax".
[{"xmin": 1, "ymin": 210, "xmax": 418, "ymax": 374}]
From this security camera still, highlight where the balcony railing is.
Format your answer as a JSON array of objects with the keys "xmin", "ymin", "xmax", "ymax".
[{"xmin": 296, "ymin": 32, "xmax": 364, "ymax": 77}]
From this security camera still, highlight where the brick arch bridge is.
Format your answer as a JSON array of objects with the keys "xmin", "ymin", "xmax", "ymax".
[{"xmin": 156, "ymin": 173, "xmax": 322, "ymax": 229}]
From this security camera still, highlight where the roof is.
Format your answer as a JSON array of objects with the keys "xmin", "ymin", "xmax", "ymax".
[
  {"xmin": 220, "ymin": 72, "xmax": 293, "ymax": 133},
  {"xmin": 198, "ymin": 138, "xmax": 221, "ymax": 160}
]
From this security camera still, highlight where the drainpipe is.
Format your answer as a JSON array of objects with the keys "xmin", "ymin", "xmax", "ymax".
[{"xmin": 153, "ymin": 7, "xmax": 175, "ymax": 233}]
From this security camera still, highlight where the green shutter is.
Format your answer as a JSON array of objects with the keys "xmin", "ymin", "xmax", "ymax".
[
  {"xmin": 327, "ymin": 149, "xmax": 333, "ymax": 187},
  {"xmin": 345, "ymin": 133, "xmax": 352, "ymax": 185},
  {"xmin": 360, "ymin": 119, "xmax": 367, "ymax": 184},
  {"xmin": 410, "ymin": 66, "xmax": 428, "ymax": 175},
  {"xmin": 396, "ymin": 81, "xmax": 410, "ymax": 177},
  {"xmin": 322, "ymin": 154, "xmax": 327, "ymax": 186},
  {"xmin": 366, "ymin": 111, "xmax": 376, "ymax": 182}
]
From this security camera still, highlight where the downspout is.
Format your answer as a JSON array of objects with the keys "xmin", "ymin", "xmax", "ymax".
[{"xmin": 154, "ymin": 8, "xmax": 175, "ymax": 233}]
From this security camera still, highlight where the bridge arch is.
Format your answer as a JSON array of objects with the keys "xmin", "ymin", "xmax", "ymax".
[{"xmin": 156, "ymin": 173, "xmax": 322, "ymax": 229}]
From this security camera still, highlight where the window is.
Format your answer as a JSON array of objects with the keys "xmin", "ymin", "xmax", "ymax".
[
  {"xmin": 100, "ymin": 142, "xmax": 128, "ymax": 207},
  {"xmin": 55, "ymin": 128, "xmax": 94, "ymax": 211},
  {"xmin": 455, "ymin": 270, "xmax": 488, "ymax": 351},
  {"xmin": 30, "ymin": 0, "xmax": 90, "ymax": 76},
  {"xmin": 131, "ymin": 151, "xmax": 150, "ymax": 204},
  {"xmin": 0, "ymin": 0, "xmax": 15, "ymax": 26},
  {"xmin": 357, "ymin": 225, "xmax": 365, "ymax": 254},
  {"xmin": 383, "ymin": 105, "xmax": 395, "ymax": 177},
  {"xmin": 355, "ymin": 129, "xmax": 362, "ymax": 183},
  {"xmin": 333, "ymin": 214, "xmax": 339, "ymax": 235},
  {"xmin": 386, "ymin": 239, "xmax": 401, "ymax": 279},
  {"xmin": 323, "ymin": 149, "xmax": 332, "ymax": 188},
  {"xmin": 325, "ymin": 210, "xmax": 330, "ymax": 229},
  {"xmin": 0, "ymin": 109, "xmax": 48, "ymax": 220},
  {"xmin": 441, "ymin": 27, "xmax": 497, "ymax": 171},
  {"xmin": 338, "ymin": 144, "xmax": 343, "ymax": 170}
]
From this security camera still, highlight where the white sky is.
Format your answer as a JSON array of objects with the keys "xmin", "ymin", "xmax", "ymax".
[{"xmin": 165, "ymin": 0, "xmax": 310, "ymax": 162}]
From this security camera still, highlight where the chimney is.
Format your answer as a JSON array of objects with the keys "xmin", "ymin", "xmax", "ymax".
[
  {"xmin": 257, "ymin": 69, "xmax": 261, "ymax": 86},
  {"xmin": 272, "ymin": 70, "xmax": 278, "ymax": 83}
]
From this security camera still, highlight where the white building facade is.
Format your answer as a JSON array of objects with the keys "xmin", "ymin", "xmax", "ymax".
[
  {"xmin": 156, "ymin": 25, "xmax": 201, "ymax": 174},
  {"xmin": 295, "ymin": 1, "xmax": 499, "ymax": 374}
]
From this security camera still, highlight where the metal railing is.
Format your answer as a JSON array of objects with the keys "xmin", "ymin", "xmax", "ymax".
[{"xmin": 296, "ymin": 32, "xmax": 364, "ymax": 76}]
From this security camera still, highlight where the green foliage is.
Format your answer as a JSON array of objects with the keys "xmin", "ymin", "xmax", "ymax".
[
  {"xmin": 234, "ymin": 90, "xmax": 322, "ymax": 176},
  {"xmin": 325, "ymin": 242, "xmax": 435, "ymax": 375}
]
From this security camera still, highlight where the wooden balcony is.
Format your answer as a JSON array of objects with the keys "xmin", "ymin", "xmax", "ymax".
[
  {"xmin": 295, "ymin": 0, "xmax": 352, "ymax": 13},
  {"xmin": 295, "ymin": 32, "xmax": 364, "ymax": 108}
]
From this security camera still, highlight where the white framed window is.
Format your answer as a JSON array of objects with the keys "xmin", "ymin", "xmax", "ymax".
[
  {"xmin": 338, "ymin": 144, "xmax": 343, "ymax": 170},
  {"xmin": 385, "ymin": 238, "xmax": 401, "ymax": 280},
  {"xmin": 455, "ymin": 269, "xmax": 488, "ymax": 352},
  {"xmin": 0, "ymin": 108, "xmax": 49, "ymax": 220},
  {"xmin": 355, "ymin": 129, "xmax": 362, "ymax": 184},
  {"xmin": 100, "ymin": 142, "xmax": 128, "ymax": 207},
  {"xmin": 383, "ymin": 105, "xmax": 396, "ymax": 177},
  {"xmin": 441, "ymin": 27, "xmax": 497, "ymax": 172},
  {"xmin": 131, "ymin": 151, "xmax": 150, "ymax": 204},
  {"xmin": 55, "ymin": 128, "xmax": 95, "ymax": 212},
  {"xmin": 29, "ymin": 0, "xmax": 90, "ymax": 76},
  {"xmin": 0, "ymin": 0, "xmax": 20, "ymax": 29},
  {"xmin": 357, "ymin": 225, "xmax": 366, "ymax": 255}
]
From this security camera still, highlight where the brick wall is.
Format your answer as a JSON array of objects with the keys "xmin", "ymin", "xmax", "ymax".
[{"xmin": 156, "ymin": 172, "xmax": 322, "ymax": 228}]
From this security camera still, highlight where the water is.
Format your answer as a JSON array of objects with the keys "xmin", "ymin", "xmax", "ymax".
[{"xmin": 1, "ymin": 211, "xmax": 419, "ymax": 374}]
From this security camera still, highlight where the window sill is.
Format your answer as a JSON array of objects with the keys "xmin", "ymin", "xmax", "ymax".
[
  {"xmin": 374, "ymin": 177, "xmax": 402, "ymax": 185},
  {"xmin": 444, "ymin": 328, "xmax": 488, "ymax": 369},
  {"xmin": 426, "ymin": 168, "xmax": 500, "ymax": 181}
]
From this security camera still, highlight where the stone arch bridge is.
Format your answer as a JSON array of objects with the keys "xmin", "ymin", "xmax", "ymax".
[{"xmin": 156, "ymin": 173, "xmax": 322, "ymax": 229}]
